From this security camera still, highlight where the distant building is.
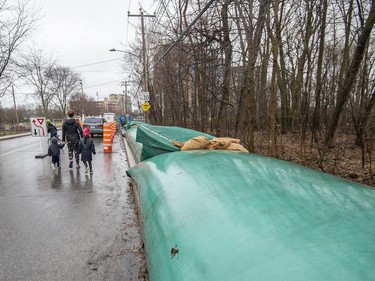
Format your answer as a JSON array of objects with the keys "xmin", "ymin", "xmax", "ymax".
[
  {"xmin": 95, "ymin": 100, "xmax": 105, "ymax": 114},
  {"xmin": 103, "ymin": 94, "xmax": 131, "ymax": 116},
  {"xmin": 104, "ymin": 94, "xmax": 121, "ymax": 114},
  {"xmin": 69, "ymin": 93, "xmax": 131, "ymax": 117}
]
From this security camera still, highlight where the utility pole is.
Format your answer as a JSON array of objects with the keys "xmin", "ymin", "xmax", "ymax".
[
  {"xmin": 128, "ymin": 8, "xmax": 155, "ymax": 123},
  {"xmin": 79, "ymin": 79, "xmax": 84, "ymax": 117},
  {"xmin": 12, "ymin": 85, "xmax": 19, "ymax": 133},
  {"xmin": 121, "ymin": 81, "xmax": 130, "ymax": 115},
  {"xmin": 128, "ymin": 8, "xmax": 155, "ymax": 93}
]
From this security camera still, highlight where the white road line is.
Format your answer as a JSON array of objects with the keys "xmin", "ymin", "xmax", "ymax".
[{"xmin": 0, "ymin": 142, "xmax": 41, "ymax": 158}]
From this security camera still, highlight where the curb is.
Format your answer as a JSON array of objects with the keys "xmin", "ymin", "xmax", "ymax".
[{"xmin": 0, "ymin": 133, "xmax": 31, "ymax": 141}]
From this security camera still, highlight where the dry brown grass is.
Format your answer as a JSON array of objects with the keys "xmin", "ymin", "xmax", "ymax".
[{"xmin": 254, "ymin": 131, "xmax": 375, "ymax": 188}]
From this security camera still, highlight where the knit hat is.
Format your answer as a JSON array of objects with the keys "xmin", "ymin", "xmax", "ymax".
[
  {"xmin": 51, "ymin": 137, "xmax": 58, "ymax": 144},
  {"xmin": 83, "ymin": 127, "xmax": 91, "ymax": 136}
]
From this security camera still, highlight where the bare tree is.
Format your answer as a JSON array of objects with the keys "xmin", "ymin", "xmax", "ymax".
[
  {"xmin": 267, "ymin": 0, "xmax": 280, "ymax": 157},
  {"xmin": 325, "ymin": 1, "xmax": 375, "ymax": 147},
  {"xmin": 312, "ymin": 0, "xmax": 329, "ymax": 141},
  {"xmin": 18, "ymin": 48, "xmax": 56, "ymax": 116},
  {"xmin": 245, "ymin": 0, "xmax": 271, "ymax": 152},
  {"xmin": 48, "ymin": 66, "xmax": 81, "ymax": 118},
  {"xmin": 215, "ymin": 0, "xmax": 233, "ymax": 136},
  {"xmin": 69, "ymin": 91, "xmax": 96, "ymax": 117},
  {"xmin": 0, "ymin": 0, "xmax": 37, "ymax": 96}
]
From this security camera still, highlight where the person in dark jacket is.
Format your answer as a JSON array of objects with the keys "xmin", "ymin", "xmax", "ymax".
[
  {"xmin": 62, "ymin": 110, "xmax": 83, "ymax": 169},
  {"xmin": 46, "ymin": 119, "xmax": 58, "ymax": 138},
  {"xmin": 78, "ymin": 127, "xmax": 96, "ymax": 174},
  {"xmin": 48, "ymin": 137, "xmax": 65, "ymax": 170}
]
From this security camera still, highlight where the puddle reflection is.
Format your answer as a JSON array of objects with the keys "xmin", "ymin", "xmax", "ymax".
[
  {"xmin": 69, "ymin": 169, "xmax": 82, "ymax": 188},
  {"xmin": 51, "ymin": 169, "xmax": 62, "ymax": 189},
  {"xmin": 104, "ymin": 153, "xmax": 113, "ymax": 176}
]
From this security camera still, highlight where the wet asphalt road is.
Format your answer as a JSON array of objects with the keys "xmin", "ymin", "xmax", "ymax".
[{"xmin": 0, "ymin": 132, "xmax": 146, "ymax": 281}]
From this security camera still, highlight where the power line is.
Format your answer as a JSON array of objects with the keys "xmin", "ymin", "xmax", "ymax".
[
  {"xmin": 80, "ymin": 70, "xmax": 120, "ymax": 73},
  {"xmin": 84, "ymin": 80, "xmax": 123, "ymax": 89},
  {"xmin": 151, "ymin": 0, "xmax": 176, "ymax": 34},
  {"xmin": 152, "ymin": 0, "xmax": 215, "ymax": 68},
  {"xmin": 72, "ymin": 58, "xmax": 123, "ymax": 69}
]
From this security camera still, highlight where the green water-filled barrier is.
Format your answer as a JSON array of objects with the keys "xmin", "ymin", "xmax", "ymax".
[{"xmin": 127, "ymin": 150, "xmax": 375, "ymax": 281}]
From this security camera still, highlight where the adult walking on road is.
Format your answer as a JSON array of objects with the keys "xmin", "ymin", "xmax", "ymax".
[{"xmin": 62, "ymin": 110, "xmax": 83, "ymax": 169}]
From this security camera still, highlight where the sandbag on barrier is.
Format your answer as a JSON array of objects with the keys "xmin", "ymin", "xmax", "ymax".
[{"xmin": 135, "ymin": 123, "xmax": 214, "ymax": 161}]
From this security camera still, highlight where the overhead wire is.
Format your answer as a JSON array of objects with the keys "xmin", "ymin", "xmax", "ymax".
[
  {"xmin": 120, "ymin": 0, "xmax": 215, "ymax": 106},
  {"xmin": 151, "ymin": 0, "xmax": 216, "ymax": 69},
  {"xmin": 84, "ymin": 0, "xmax": 214, "ymax": 98},
  {"xmin": 125, "ymin": 0, "xmax": 132, "ymax": 44},
  {"xmin": 79, "ymin": 70, "xmax": 119, "ymax": 73},
  {"xmin": 84, "ymin": 80, "xmax": 123, "ymax": 89},
  {"xmin": 162, "ymin": 0, "xmax": 178, "ymax": 32},
  {"xmin": 72, "ymin": 58, "xmax": 123, "ymax": 69},
  {"xmin": 149, "ymin": 0, "xmax": 167, "ymax": 33},
  {"xmin": 149, "ymin": 0, "xmax": 180, "ymax": 37}
]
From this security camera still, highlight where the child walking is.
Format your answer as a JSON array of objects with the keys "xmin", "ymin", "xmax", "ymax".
[
  {"xmin": 78, "ymin": 127, "xmax": 96, "ymax": 174},
  {"xmin": 48, "ymin": 137, "xmax": 65, "ymax": 170}
]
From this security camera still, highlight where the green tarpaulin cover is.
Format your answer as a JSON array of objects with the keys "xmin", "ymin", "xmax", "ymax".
[
  {"xmin": 124, "ymin": 125, "xmax": 143, "ymax": 163},
  {"xmin": 125, "ymin": 122, "xmax": 214, "ymax": 161},
  {"xmin": 127, "ymin": 150, "xmax": 375, "ymax": 281}
]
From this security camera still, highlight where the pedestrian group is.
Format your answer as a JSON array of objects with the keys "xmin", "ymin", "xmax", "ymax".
[{"xmin": 47, "ymin": 110, "xmax": 96, "ymax": 174}]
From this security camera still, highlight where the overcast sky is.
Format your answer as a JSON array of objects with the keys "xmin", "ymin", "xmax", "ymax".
[{"xmin": 3, "ymin": 0, "xmax": 156, "ymax": 107}]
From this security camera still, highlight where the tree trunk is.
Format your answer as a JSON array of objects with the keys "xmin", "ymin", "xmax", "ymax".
[
  {"xmin": 356, "ymin": 88, "xmax": 375, "ymax": 147},
  {"xmin": 217, "ymin": 0, "xmax": 233, "ymax": 136},
  {"xmin": 291, "ymin": 0, "xmax": 315, "ymax": 132},
  {"xmin": 325, "ymin": 1, "xmax": 375, "ymax": 147},
  {"xmin": 246, "ymin": 0, "xmax": 271, "ymax": 152},
  {"xmin": 268, "ymin": 0, "xmax": 280, "ymax": 157},
  {"xmin": 312, "ymin": 0, "xmax": 328, "ymax": 140},
  {"xmin": 233, "ymin": 0, "xmax": 250, "ymax": 139},
  {"xmin": 275, "ymin": 1, "xmax": 290, "ymax": 133}
]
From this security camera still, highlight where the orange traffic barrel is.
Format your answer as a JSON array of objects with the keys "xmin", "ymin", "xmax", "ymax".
[
  {"xmin": 103, "ymin": 123, "xmax": 112, "ymax": 153},
  {"xmin": 109, "ymin": 121, "xmax": 116, "ymax": 131},
  {"xmin": 109, "ymin": 122, "xmax": 116, "ymax": 139}
]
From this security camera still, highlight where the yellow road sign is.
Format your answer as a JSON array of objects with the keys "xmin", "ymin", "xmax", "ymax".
[{"xmin": 142, "ymin": 101, "xmax": 151, "ymax": 111}]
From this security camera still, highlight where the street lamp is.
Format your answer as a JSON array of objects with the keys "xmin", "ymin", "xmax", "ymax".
[
  {"xmin": 79, "ymin": 79, "xmax": 84, "ymax": 95},
  {"xmin": 121, "ymin": 81, "xmax": 130, "ymax": 116},
  {"xmin": 109, "ymin": 48, "xmax": 126, "ymax": 53},
  {"xmin": 109, "ymin": 48, "xmax": 147, "ymax": 92},
  {"xmin": 109, "ymin": 48, "xmax": 138, "ymax": 57}
]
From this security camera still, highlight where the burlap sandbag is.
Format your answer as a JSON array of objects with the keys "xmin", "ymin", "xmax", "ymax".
[
  {"xmin": 209, "ymin": 137, "xmax": 241, "ymax": 149},
  {"xmin": 181, "ymin": 136, "xmax": 210, "ymax": 151},
  {"xmin": 226, "ymin": 143, "xmax": 249, "ymax": 152},
  {"xmin": 172, "ymin": 140, "xmax": 184, "ymax": 148}
]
